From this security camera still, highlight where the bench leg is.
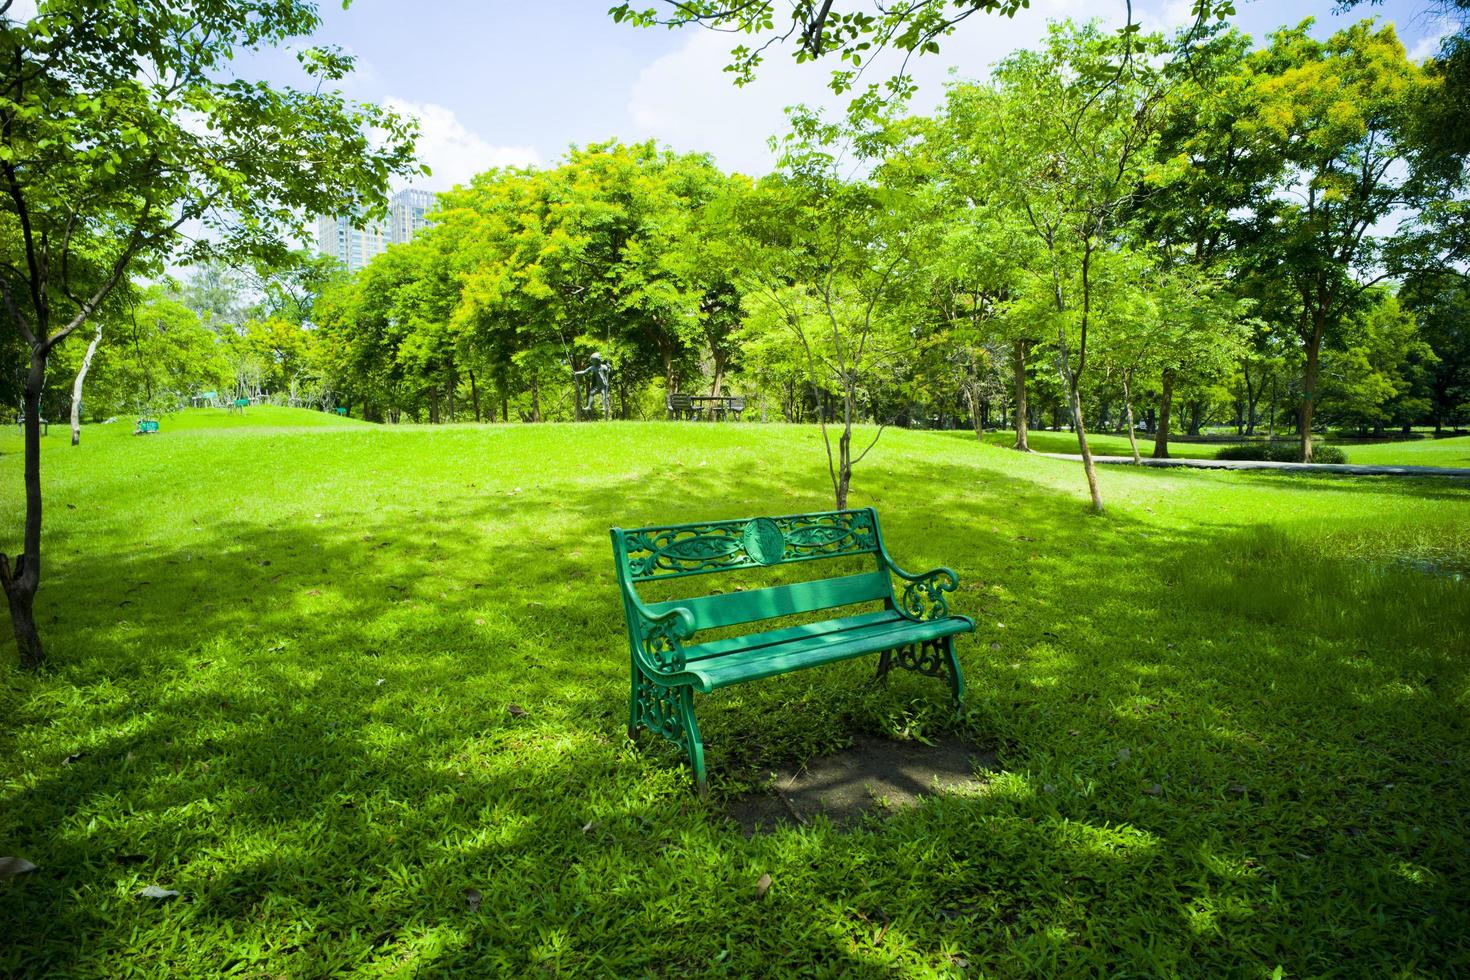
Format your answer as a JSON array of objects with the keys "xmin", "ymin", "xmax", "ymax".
[
  {"xmin": 876, "ymin": 638, "xmax": 966, "ymax": 714},
  {"xmin": 943, "ymin": 635, "xmax": 966, "ymax": 714},
  {"xmin": 629, "ymin": 663, "xmax": 708, "ymax": 796}
]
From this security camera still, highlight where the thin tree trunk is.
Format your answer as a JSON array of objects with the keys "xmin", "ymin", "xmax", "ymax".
[
  {"xmin": 1122, "ymin": 372, "xmax": 1142, "ymax": 464},
  {"xmin": 710, "ymin": 348, "xmax": 727, "ymax": 398},
  {"xmin": 1153, "ymin": 369, "xmax": 1175, "ymax": 459},
  {"xmin": 2, "ymin": 347, "xmax": 48, "ymax": 668},
  {"xmin": 1012, "ymin": 339, "xmax": 1030, "ymax": 452},
  {"xmin": 70, "ymin": 322, "xmax": 103, "ymax": 446},
  {"xmin": 468, "ymin": 369, "xmax": 481, "ymax": 422},
  {"xmin": 1301, "ymin": 319, "xmax": 1323, "ymax": 463}
]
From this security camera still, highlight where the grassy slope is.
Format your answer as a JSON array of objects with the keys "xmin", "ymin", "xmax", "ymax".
[
  {"xmin": 1343, "ymin": 435, "xmax": 1470, "ymax": 467},
  {"xmin": 1, "ymin": 416, "xmax": 1467, "ymax": 976},
  {"xmin": 983, "ymin": 428, "xmax": 1470, "ymax": 467}
]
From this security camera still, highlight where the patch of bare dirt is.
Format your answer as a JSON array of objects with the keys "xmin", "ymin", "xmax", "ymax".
[{"xmin": 727, "ymin": 734, "xmax": 997, "ymax": 835}]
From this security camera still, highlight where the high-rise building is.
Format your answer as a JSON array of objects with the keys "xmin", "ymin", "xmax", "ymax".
[
  {"xmin": 389, "ymin": 188, "xmax": 438, "ymax": 244},
  {"xmin": 316, "ymin": 188, "xmax": 436, "ymax": 271},
  {"xmin": 315, "ymin": 214, "xmax": 388, "ymax": 273}
]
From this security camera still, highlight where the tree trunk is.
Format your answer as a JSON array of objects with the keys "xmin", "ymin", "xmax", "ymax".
[
  {"xmin": 530, "ymin": 378, "xmax": 541, "ymax": 423},
  {"xmin": 710, "ymin": 348, "xmax": 727, "ymax": 398},
  {"xmin": 70, "ymin": 322, "xmax": 104, "ymax": 446},
  {"xmin": 1012, "ymin": 339, "xmax": 1030, "ymax": 451},
  {"xmin": 2, "ymin": 348, "xmax": 49, "ymax": 668},
  {"xmin": 1062, "ymin": 373, "xmax": 1102, "ymax": 512},
  {"xmin": 1152, "ymin": 369, "xmax": 1175, "ymax": 459},
  {"xmin": 1300, "ymin": 320, "xmax": 1323, "ymax": 463},
  {"xmin": 468, "ymin": 369, "xmax": 482, "ymax": 422},
  {"xmin": 1122, "ymin": 372, "xmax": 1142, "ymax": 465}
]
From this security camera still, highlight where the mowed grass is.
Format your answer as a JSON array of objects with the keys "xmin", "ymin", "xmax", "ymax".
[
  {"xmin": 981, "ymin": 429, "xmax": 1218, "ymax": 459},
  {"xmin": 1, "ymin": 409, "xmax": 1468, "ymax": 977},
  {"xmin": 983, "ymin": 427, "xmax": 1470, "ymax": 466}
]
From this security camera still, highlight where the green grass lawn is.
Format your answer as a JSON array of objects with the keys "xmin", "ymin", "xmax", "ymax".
[
  {"xmin": 1338, "ymin": 435, "xmax": 1470, "ymax": 467},
  {"xmin": 983, "ymin": 428, "xmax": 1470, "ymax": 467},
  {"xmin": 981, "ymin": 429, "xmax": 1219, "ymax": 459},
  {"xmin": 2, "ymin": 410, "xmax": 1468, "ymax": 976}
]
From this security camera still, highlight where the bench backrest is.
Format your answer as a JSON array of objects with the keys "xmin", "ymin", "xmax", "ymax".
[
  {"xmin": 611, "ymin": 509, "xmax": 896, "ymax": 633},
  {"xmin": 668, "ymin": 393, "xmax": 694, "ymax": 411}
]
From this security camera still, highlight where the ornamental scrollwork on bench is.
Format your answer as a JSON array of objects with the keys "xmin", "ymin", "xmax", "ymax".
[
  {"xmin": 622, "ymin": 510, "xmax": 877, "ymax": 582},
  {"xmin": 900, "ymin": 571, "xmax": 956, "ymax": 621},
  {"xmin": 640, "ymin": 616, "xmax": 688, "ymax": 673},
  {"xmin": 890, "ymin": 638, "xmax": 950, "ymax": 678},
  {"xmin": 876, "ymin": 637, "xmax": 963, "ymax": 705},
  {"xmin": 633, "ymin": 670, "xmax": 690, "ymax": 744}
]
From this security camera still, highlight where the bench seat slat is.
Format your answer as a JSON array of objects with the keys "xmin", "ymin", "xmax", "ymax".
[
  {"xmin": 686, "ymin": 614, "xmax": 974, "ymax": 692},
  {"xmin": 682, "ymin": 609, "xmax": 904, "ymax": 662},
  {"xmin": 645, "ymin": 570, "xmax": 890, "ymax": 631}
]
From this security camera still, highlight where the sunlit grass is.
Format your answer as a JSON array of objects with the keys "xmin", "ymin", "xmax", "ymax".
[
  {"xmin": 1, "ymin": 409, "xmax": 1467, "ymax": 976},
  {"xmin": 980, "ymin": 427, "xmax": 1470, "ymax": 467}
]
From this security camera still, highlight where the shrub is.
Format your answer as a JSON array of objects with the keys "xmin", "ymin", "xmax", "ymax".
[{"xmin": 1215, "ymin": 442, "xmax": 1348, "ymax": 464}]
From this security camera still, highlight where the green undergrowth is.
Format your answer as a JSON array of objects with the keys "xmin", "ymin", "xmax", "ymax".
[{"xmin": 0, "ymin": 413, "xmax": 1467, "ymax": 976}]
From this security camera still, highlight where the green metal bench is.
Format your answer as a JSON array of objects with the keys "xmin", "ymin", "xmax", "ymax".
[{"xmin": 611, "ymin": 508, "xmax": 974, "ymax": 794}]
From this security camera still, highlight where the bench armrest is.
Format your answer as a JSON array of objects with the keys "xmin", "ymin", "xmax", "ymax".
[
  {"xmin": 888, "ymin": 564, "xmax": 959, "ymax": 622},
  {"xmin": 619, "ymin": 577, "xmax": 698, "ymax": 675}
]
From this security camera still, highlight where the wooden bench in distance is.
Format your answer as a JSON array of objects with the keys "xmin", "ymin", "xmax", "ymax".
[{"xmin": 611, "ymin": 508, "xmax": 974, "ymax": 794}]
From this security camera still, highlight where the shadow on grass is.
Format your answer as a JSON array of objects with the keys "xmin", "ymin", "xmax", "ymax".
[{"xmin": 1, "ymin": 441, "xmax": 1467, "ymax": 975}]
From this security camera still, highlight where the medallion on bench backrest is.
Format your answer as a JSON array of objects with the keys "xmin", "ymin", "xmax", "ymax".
[{"xmin": 619, "ymin": 509, "xmax": 878, "ymax": 583}]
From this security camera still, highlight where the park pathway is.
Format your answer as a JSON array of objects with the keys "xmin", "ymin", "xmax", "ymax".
[{"xmin": 1038, "ymin": 453, "xmax": 1470, "ymax": 479}]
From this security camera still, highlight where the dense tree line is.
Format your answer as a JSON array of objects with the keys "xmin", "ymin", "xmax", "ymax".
[
  {"xmin": 13, "ymin": 17, "xmax": 1470, "ymax": 482},
  {"xmin": 278, "ymin": 19, "xmax": 1467, "ymax": 467}
]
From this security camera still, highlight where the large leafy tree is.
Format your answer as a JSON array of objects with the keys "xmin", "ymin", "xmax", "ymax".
[
  {"xmin": 0, "ymin": 1, "xmax": 419, "ymax": 667},
  {"xmin": 1241, "ymin": 20, "xmax": 1432, "ymax": 460}
]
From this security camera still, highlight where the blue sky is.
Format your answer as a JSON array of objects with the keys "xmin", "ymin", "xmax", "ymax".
[{"xmin": 244, "ymin": 0, "xmax": 1453, "ymax": 186}]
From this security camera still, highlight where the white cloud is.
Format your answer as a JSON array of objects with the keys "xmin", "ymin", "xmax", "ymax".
[
  {"xmin": 625, "ymin": 1, "xmax": 1194, "ymax": 175},
  {"xmin": 1409, "ymin": 17, "xmax": 1456, "ymax": 62},
  {"xmin": 383, "ymin": 98, "xmax": 540, "ymax": 191}
]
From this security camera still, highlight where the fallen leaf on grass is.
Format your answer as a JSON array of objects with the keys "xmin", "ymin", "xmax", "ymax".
[
  {"xmin": 754, "ymin": 873, "xmax": 771, "ymax": 900},
  {"xmin": 581, "ymin": 820, "xmax": 598, "ymax": 835},
  {"xmin": 1144, "ymin": 783, "xmax": 1163, "ymax": 797},
  {"xmin": 0, "ymin": 856, "xmax": 38, "ymax": 877},
  {"xmin": 507, "ymin": 703, "xmax": 528, "ymax": 718},
  {"xmin": 62, "ymin": 752, "xmax": 85, "ymax": 766},
  {"xmin": 136, "ymin": 885, "xmax": 179, "ymax": 900},
  {"xmin": 951, "ymin": 955, "xmax": 971, "ymax": 969},
  {"xmin": 463, "ymin": 888, "xmax": 482, "ymax": 912}
]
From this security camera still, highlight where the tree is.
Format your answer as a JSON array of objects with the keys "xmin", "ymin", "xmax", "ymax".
[
  {"xmin": 1241, "ymin": 20, "xmax": 1432, "ymax": 460},
  {"xmin": 0, "ymin": 1, "xmax": 419, "ymax": 667},
  {"xmin": 734, "ymin": 106, "xmax": 926, "ymax": 508},
  {"xmin": 981, "ymin": 23, "xmax": 1173, "ymax": 512}
]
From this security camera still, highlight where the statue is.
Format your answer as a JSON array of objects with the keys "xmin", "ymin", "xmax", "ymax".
[{"xmin": 573, "ymin": 352, "xmax": 612, "ymax": 420}]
